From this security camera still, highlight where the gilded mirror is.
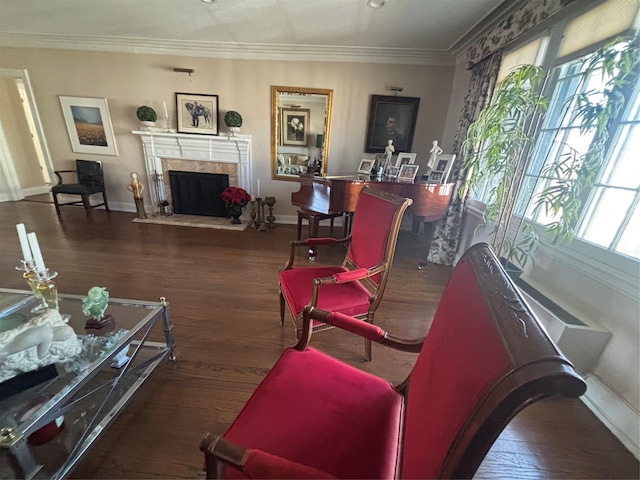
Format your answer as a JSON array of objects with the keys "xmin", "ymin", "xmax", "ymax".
[{"xmin": 271, "ymin": 86, "xmax": 333, "ymax": 181}]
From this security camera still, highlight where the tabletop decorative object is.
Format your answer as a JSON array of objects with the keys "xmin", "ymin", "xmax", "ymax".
[
  {"xmin": 82, "ymin": 286, "xmax": 114, "ymax": 330},
  {"xmin": 0, "ymin": 309, "xmax": 82, "ymax": 384}
]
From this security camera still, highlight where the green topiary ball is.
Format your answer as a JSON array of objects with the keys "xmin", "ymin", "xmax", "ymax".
[
  {"xmin": 136, "ymin": 105, "xmax": 157, "ymax": 122},
  {"xmin": 224, "ymin": 110, "xmax": 243, "ymax": 128}
]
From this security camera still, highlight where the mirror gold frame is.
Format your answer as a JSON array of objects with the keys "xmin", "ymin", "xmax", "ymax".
[{"xmin": 271, "ymin": 86, "xmax": 333, "ymax": 181}]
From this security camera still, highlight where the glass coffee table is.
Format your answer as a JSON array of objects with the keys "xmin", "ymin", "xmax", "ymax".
[{"xmin": 0, "ymin": 288, "xmax": 176, "ymax": 479}]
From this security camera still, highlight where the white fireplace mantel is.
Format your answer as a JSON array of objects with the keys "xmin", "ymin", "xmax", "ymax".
[{"xmin": 132, "ymin": 130, "xmax": 253, "ymax": 205}]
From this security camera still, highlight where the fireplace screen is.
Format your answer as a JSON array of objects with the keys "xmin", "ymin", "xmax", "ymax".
[{"xmin": 169, "ymin": 171, "xmax": 229, "ymax": 217}]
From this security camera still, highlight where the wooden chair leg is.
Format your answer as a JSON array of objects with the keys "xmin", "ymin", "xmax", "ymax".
[
  {"xmin": 52, "ymin": 193, "xmax": 62, "ymax": 216},
  {"xmin": 279, "ymin": 290, "xmax": 285, "ymax": 325},
  {"xmin": 102, "ymin": 191, "xmax": 110, "ymax": 212},
  {"xmin": 81, "ymin": 194, "xmax": 92, "ymax": 216},
  {"xmin": 297, "ymin": 212, "xmax": 303, "ymax": 241}
]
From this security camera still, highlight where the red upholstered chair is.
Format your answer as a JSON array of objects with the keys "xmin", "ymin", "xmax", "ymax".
[
  {"xmin": 201, "ymin": 243, "xmax": 586, "ymax": 479},
  {"xmin": 279, "ymin": 186, "xmax": 413, "ymax": 361}
]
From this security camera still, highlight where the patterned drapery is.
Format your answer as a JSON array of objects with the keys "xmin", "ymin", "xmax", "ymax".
[
  {"xmin": 466, "ymin": 0, "xmax": 580, "ymax": 69},
  {"xmin": 427, "ymin": 50, "xmax": 504, "ymax": 265}
]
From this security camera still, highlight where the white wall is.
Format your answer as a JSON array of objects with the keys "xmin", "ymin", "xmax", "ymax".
[{"xmin": 0, "ymin": 47, "xmax": 454, "ymax": 217}]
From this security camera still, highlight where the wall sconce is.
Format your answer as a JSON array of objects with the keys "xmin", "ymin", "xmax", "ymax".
[{"xmin": 173, "ymin": 68, "xmax": 195, "ymax": 77}]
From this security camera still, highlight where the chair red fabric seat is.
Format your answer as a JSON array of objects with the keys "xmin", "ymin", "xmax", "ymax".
[
  {"xmin": 279, "ymin": 266, "xmax": 372, "ymax": 319},
  {"xmin": 223, "ymin": 347, "xmax": 403, "ymax": 479}
]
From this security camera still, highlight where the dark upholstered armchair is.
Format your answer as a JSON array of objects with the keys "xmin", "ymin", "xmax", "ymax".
[
  {"xmin": 279, "ymin": 186, "xmax": 413, "ymax": 361},
  {"xmin": 51, "ymin": 159, "xmax": 109, "ymax": 216},
  {"xmin": 201, "ymin": 243, "xmax": 586, "ymax": 479}
]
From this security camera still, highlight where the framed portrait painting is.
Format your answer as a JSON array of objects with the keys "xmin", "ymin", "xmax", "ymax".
[
  {"xmin": 176, "ymin": 92, "xmax": 219, "ymax": 135},
  {"xmin": 365, "ymin": 95, "xmax": 420, "ymax": 154},
  {"xmin": 59, "ymin": 96, "xmax": 118, "ymax": 156},
  {"xmin": 280, "ymin": 108, "xmax": 310, "ymax": 146}
]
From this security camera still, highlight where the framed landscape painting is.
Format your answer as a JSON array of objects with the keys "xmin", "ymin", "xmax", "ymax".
[
  {"xmin": 176, "ymin": 92, "xmax": 219, "ymax": 135},
  {"xmin": 59, "ymin": 96, "xmax": 118, "ymax": 156}
]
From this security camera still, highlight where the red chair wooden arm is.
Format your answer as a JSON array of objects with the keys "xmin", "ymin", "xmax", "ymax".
[
  {"xmin": 202, "ymin": 243, "xmax": 586, "ymax": 479},
  {"xmin": 279, "ymin": 186, "xmax": 413, "ymax": 360}
]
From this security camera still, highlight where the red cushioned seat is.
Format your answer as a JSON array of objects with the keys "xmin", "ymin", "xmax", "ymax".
[{"xmin": 223, "ymin": 347, "xmax": 403, "ymax": 479}]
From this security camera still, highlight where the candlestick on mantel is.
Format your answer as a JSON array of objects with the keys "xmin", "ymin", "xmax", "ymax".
[
  {"xmin": 27, "ymin": 232, "xmax": 46, "ymax": 272},
  {"xmin": 16, "ymin": 223, "xmax": 33, "ymax": 261},
  {"xmin": 163, "ymin": 101, "xmax": 168, "ymax": 119}
]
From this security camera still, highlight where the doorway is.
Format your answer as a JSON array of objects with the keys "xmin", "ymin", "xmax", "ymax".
[{"xmin": 0, "ymin": 68, "xmax": 53, "ymax": 202}]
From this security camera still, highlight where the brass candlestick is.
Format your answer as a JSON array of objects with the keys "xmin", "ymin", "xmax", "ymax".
[{"xmin": 265, "ymin": 196, "xmax": 276, "ymax": 229}]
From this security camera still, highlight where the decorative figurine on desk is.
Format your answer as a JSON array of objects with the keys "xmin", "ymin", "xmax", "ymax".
[
  {"xmin": 427, "ymin": 140, "xmax": 444, "ymax": 172},
  {"xmin": 385, "ymin": 139, "xmax": 395, "ymax": 156},
  {"xmin": 82, "ymin": 286, "xmax": 114, "ymax": 330},
  {"xmin": 127, "ymin": 172, "xmax": 147, "ymax": 219}
]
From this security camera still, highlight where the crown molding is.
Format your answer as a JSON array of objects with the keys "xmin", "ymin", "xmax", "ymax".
[{"xmin": 0, "ymin": 33, "xmax": 455, "ymax": 66}]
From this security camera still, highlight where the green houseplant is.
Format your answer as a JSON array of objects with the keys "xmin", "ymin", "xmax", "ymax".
[
  {"xmin": 136, "ymin": 105, "xmax": 157, "ymax": 125},
  {"xmin": 463, "ymin": 37, "xmax": 639, "ymax": 274},
  {"xmin": 224, "ymin": 110, "xmax": 243, "ymax": 135}
]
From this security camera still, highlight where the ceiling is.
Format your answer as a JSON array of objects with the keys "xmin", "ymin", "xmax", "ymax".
[{"xmin": 0, "ymin": 0, "xmax": 507, "ymax": 65}]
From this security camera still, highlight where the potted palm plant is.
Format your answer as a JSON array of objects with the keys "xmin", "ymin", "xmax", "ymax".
[
  {"xmin": 136, "ymin": 105, "xmax": 157, "ymax": 130},
  {"xmin": 463, "ymin": 37, "xmax": 639, "ymax": 276},
  {"xmin": 224, "ymin": 110, "xmax": 243, "ymax": 136}
]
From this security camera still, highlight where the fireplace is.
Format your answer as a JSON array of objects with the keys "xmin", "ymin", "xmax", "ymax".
[
  {"xmin": 169, "ymin": 171, "xmax": 229, "ymax": 217},
  {"xmin": 132, "ymin": 131, "xmax": 253, "ymax": 216}
]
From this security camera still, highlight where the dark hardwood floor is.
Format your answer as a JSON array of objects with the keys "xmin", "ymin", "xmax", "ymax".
[{"xmin": 1, "ymin": 200, "xmax": 638, "ymax": 479}]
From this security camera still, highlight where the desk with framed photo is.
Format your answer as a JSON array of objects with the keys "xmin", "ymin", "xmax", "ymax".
[{"xmin": 0, "ymin": 289, "xmax": 176, "ymax": 479}]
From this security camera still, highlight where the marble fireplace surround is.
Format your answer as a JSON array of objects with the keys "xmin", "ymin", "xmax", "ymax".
[{"xmin": 132, "ymin": 131, "xmax": 253, "ymax": 211}]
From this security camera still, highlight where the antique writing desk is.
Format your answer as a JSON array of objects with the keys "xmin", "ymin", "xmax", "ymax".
[{"xmin": 0, "ymin": 289, "xmax": 176, "ymax": 479}]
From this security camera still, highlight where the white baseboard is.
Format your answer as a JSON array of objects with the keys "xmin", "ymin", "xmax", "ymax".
[{"xmin": 581, "ymin": 374, "xmax": 640, "ymax": 460}]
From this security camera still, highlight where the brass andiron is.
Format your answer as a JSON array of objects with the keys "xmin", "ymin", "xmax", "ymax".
[{"xmin": 265, "ymin": 196, "xmax": 276, "ymax": 229}]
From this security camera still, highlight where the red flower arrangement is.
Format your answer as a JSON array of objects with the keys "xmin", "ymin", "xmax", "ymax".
[{"xmin": 221, "ymin": 186, "xmax": 251, "ymax": 206}]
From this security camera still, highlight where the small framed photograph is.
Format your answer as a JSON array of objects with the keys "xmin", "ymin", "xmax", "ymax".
[
  {"xmin": 357, "ymin": 158, "xmax": 375, "ymax": 174},
  {"xmin": 386, "ymin": 165, "xmax": 399, "ymax": 178},
  {"xmin": 429, "ymin": 153, "xmax": 456, "ymax": 183},
  {"xmin": 281, "ymin": 108, "xmax": 310, "ymax": 146},
  {"xmin": 428, "ymin": 171, "xmax": 442, "ymax": 183},
  {"xmin": 374, "ymin": 153, "xmax": 389, "ymax": 171},
  {"xmin": 176, "ymin": 92, "xmax": 219, "ymax": 135},
  {"xmin": 398, "ymin": 164, "xmax": 419, "ymax": 182},
  {"xmin": 59, "ymin": 96, "xmax": 118, "ymax": 156},
  {"xmin": 395, "ymin": 152, "xmax": 417, "ymax": 167}
]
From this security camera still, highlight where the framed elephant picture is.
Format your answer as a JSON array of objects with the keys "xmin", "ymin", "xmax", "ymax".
[{"xmin": 176, "ymin": 93, "xmax": 219, "ymax": 135}]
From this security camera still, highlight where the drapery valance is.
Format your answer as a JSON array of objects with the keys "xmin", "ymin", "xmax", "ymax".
[{"xmin": 466, "ymin": 0, "xmax": 580, "ymax": 69}]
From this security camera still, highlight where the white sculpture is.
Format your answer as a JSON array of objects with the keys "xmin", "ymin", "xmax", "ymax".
[
  {"xmin": 428, "ymin": 140, "xmax": 443, "ymax": 170},
  {"xmin": 0, "ymin": 309, "xmax": 81, "ymax": 383},
  {"xmin": 385, "ymin": 139, "xmax": 395, "ymax": 156}
]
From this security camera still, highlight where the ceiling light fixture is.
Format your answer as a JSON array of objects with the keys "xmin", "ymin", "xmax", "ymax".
[
  {"xmin": 200, "ymin": 0, "xmax": 216, "ymax": 4},
  {"xmin": 367, "ymin": 0, "xmax": 388, "ymax": 8}
]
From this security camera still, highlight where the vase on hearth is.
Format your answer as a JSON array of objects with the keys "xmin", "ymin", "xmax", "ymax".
[{"xmin": 226, "ymin": 203, "xmax": 244, "ymax": 224}]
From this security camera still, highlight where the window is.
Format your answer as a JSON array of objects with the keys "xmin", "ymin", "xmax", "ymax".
[
  {"xmin": 515, "ymin": 42, "xmax": 639, "ymax": 261},
  {"xmin": 470, "ymin": 0, "xmax": 640, "ymax": 273}
]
